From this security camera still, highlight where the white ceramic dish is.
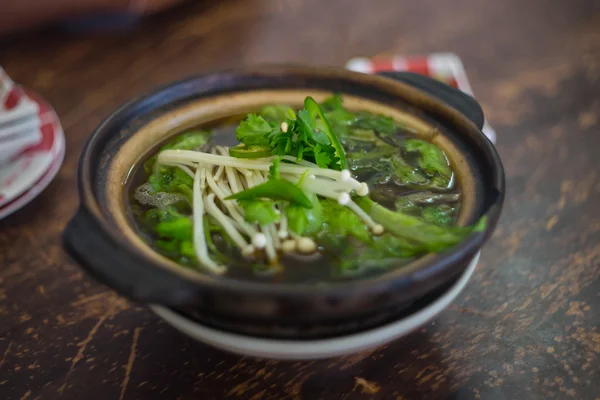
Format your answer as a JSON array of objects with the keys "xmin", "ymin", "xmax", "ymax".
[
  {"xmin": 0, "ymin": 91, "xmax": 65, "ymax": 218},
  {"xmin": 151, "ymin": 252, "xmax": 479, "ymax": 360}
]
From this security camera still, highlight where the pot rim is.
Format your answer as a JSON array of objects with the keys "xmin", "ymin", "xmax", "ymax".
[{"xmin": 73, "ymin": 64, "xmax": 504, "ymax": 300}]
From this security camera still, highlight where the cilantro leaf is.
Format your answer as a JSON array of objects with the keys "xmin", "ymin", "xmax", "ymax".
[
  {"xmin": 235, "ymin": 114, "xmax": 273, "ymax": 146},
  {"xmin": 313, "ymin": 144, "xmax": 333, "ymax": 168}
]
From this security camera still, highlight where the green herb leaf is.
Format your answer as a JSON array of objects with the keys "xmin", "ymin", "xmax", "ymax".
[
  {"xmin": 235, "ymin": 114, "xmax": 273, "ymax": 146},
  {"xmin": 313, "ymin": 144, "xmax": 334, "ymax": 168},
  {"xmin": 226, "ymin": 179, "xmax": 313, "ymax": 208}
]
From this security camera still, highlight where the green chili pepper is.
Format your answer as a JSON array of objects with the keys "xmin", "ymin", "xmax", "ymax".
[
  {"xmin": 226, "ymin": 179, "xmax": 313, "ymax": 208},
  {"xmin": 304, "ymin": 96, "xmax": 348, "ymax": 170},
  {"xmin": 229, "ymin": 144, "xmax": 272, "ymax": 159}
]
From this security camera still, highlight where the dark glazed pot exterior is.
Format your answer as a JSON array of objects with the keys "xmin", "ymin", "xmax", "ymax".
[{"xmin": 64, "ymin": 66, "xmax": 504, "ymax": 339}]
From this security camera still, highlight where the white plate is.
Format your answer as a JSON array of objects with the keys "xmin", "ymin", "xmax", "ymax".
[
  {"xmin": 151, "ymin": 252, "xmax": 479, "ymax": 360},
  {"xmin": 0, "ymin": 124, "xmax": 42, "ymax": 165},
  {"xmin": 0, "ymin": 91, "xmax": 63, "ymax": 208},
  {"xmin": 0, "ymin": 129, "xmax": 65, "ymax": 219},
  {"xmin": 0, "ymin": 68, "xmax": 39, "ymax": 131},
  {"xmin": 0, "ymin": 90, "xmax": 65, "ymax": 219}
]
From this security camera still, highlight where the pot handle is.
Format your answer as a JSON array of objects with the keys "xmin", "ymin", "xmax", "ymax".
[
  {"xmin": 63, "ymin": 207, "xmax": 195, "ymax": 304},
  {"xmin": 376, "ymin": 71, "xmax": 485, "ymax": 130}
]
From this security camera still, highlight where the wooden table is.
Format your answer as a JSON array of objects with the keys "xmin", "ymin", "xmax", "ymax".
[{"xmin": 1, "ymin": 0, "xmax": 599, "ymax": 398}]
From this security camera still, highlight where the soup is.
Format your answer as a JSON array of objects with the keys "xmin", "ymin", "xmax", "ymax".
[{"xmin": 128, "ymin": 95, "xmax": 484, "ymax": 283}]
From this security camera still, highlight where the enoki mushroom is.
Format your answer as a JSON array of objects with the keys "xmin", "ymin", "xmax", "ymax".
[{"xmin": 145, "ymin": 147, "xmax": 382, "ymax": 274}]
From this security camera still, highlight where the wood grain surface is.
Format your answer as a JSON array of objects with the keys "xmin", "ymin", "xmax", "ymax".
[{"xmin": 1, "ymin": 0, "xmax": 599, "ymax": 398}]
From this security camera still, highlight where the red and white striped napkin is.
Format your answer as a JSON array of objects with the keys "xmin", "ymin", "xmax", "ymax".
[{"xmin": 346, "ymin": 53, "xmax": 496, "ymax": 144}]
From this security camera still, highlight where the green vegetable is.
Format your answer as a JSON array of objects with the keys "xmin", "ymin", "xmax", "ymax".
[
  {"xmin": 371, "ymin": 234, "xmax": 426, "ymax": 257},
  {"xmin": 148, "ymin": 167, "xmax": 194, "ymax": 197},
  {"xmin": 204, "ymin": 216, "xmax": 234, "ymax": 261},
  {"xmin": 404, "ymin": 139, "xmax": 452, "ymax": 184},
  {"xmin": 352, "ymin": 113, "xmax": 399, "ymax": 136},
  {"xmin": 144, "ymin": 131, "xmax": 211, "ymax": 172},
  {"xmin": 320, "ymin": 94, "xmax": 346, "ymax": 112},
  {"xmin": 304, "ymin": 97, "xmax": 348, "ymax": 170},
  {"xmin": 235, "ymin": 114, "xmax": 273, "ymax": 146},
  {"xmin": 294, "ymin": 110, "xmax": 338, "ymax": 169},
  {"xmin": 162, "ymin": 131, "xmax": 211, "ymax": 151},
  {"xmin": 155, "ymin": 217, "xmax": 193, "ymax": 240},
  {"xmin": 265, "ymin": 99, "xmax": 347, "ymax": 170},
  {"xmin": 229, "ymin": 144, "xmax": 272, "ymax": 158},
  {"xmin": 400, "ymin": 191, "xmax": 461, "ymax": 205},
  {"xmin": 286, "ymin": 205, "xmax": 307, "ymax": 235},
  {"xmin": 179, "ymin": 240, "xmax": 196, "ymax": 259},
  {"xmin": 240, "ymin": 200, "xmax": 280, "ymax": 225},
  {"xmin": 269, "ymin": 157, "xmax": 281, "ymax": 180},
  {"xmin": 391, "ymin": 154, "xmax": 428, "ymax": 185},
  {"xmin": 356, "ymin": 197, "xmax": 473, "ymax": 252},
  {"xmin": 394, "ymin": 196, "xmax": 421, "ymax": 215},
  {"xmin": 226, "ymin": 179, "xmax": 313, "ymax": 208},
  {"xmin": 285, "ymin": 193, "xmax": 323, "ymax": 236},
  {"xmin": 422, "ymin": 204, "xmax": 456, "ymax": 226},
  {"xmin": 154, "ymin": 239, "xmax": 180, "ymax": 257},
  {"xmin": 320, "ymin": 94, "xmax": 355, "ymax": 137},
  {"xmin": 143, "ymin": 207, "xmax": 189, "ymax": 225},
  {"xmin": 259, "ymin": 105, "xmax": 294, "ymax": 124},
  {"xmin": 347, "ymin": 146, "xmax": 396, "ymax": 172},
  {"xmin": 319, "ymin": 199, "xmax": 370, "ymax": 243},
  {"xmin": 336, "ymin": 233, "xmax": 424, "ymax": 273}
]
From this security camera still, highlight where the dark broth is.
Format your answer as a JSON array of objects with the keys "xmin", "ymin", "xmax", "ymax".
[{"xmin": 127, "ymin": 117, "xmax": 461, "ymax": 283}]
